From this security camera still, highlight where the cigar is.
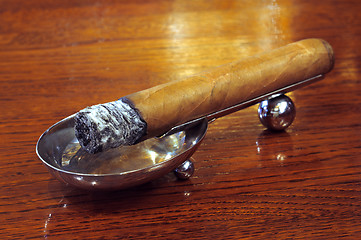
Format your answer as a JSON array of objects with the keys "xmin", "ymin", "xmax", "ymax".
[{"xmin": 75, "ymin": 38, "xmax": 334, "ymax": 153}]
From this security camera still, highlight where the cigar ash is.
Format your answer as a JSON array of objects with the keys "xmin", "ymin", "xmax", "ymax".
[{"xmin": 74, "ymin": 98, "xmax": 147, "ymax": 153}]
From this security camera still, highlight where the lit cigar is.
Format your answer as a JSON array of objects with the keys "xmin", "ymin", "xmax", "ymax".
[{"xmin": 75, "ymin": 38, "xmax": 334, "ymax": 153}]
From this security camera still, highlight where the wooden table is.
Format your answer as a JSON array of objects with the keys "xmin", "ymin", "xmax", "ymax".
[{"xmin": 1, "ymin": 0, "xmax": 360, "ymax": 239}]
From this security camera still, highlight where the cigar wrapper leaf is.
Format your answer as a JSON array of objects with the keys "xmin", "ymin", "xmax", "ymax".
[{"xmin": 75, "ymin": 38, "xmax": 334, "ymax": 153}]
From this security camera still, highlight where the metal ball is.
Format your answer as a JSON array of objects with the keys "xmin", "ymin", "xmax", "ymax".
[
  {"xmin": 258, "ymin": 94, "xmax": 296, "ymax": 131},
  {"xmin": 174, "ymin": 159, "xmax": 194, "ymax": 180}
]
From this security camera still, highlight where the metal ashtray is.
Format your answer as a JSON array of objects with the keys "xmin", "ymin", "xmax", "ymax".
[
  {"xmin": 36, "ymin": 115, "xmax": 208, "ymax": 190},
  {"xmin": 36, "ymin": 74, "xmax": 325, "ymax": 191}
]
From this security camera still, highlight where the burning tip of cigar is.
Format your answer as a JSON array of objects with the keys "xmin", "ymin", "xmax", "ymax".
[{"xmin": 74, "ymin": 98, "xmax": 147, "ymax": 154}]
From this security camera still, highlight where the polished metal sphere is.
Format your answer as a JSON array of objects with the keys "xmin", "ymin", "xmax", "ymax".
[
  {"xmin": 174, "ymin": 159, "xmax": 194, "ymax": 180},
  {"xmin": 258, "ymin": 94, "xmax": 296, "ymax": 131}
]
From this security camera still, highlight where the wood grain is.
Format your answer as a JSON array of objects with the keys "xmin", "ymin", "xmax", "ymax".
[{"xmin": 0, "ymin": 0, "xmax": 360, "ymax": 239}]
